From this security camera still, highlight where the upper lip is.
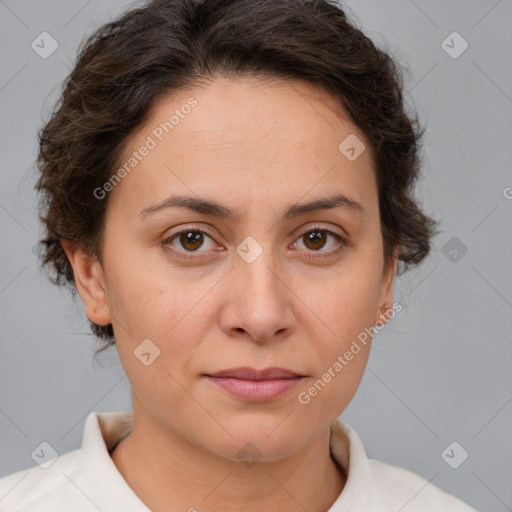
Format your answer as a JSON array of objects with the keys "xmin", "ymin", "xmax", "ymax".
[{"xmin": 205, "ymin": 367, "xmax": 304, "ymax": 380}]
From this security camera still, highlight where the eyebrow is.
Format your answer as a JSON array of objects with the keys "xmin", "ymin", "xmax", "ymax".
[{"xmin": 138, "ymin": 193, "xmax": 365, "ymax": 221}]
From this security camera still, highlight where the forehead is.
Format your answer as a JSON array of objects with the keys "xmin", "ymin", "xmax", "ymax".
[
  {"xmin": 109, "ymin": 77, "xmax": 377, "ymax": 218},
  {"xmin": 145, "ymin": 77, "xmax": 366, "ymax": 154}
]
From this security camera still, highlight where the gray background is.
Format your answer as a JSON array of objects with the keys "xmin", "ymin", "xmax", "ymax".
[{"xmin": 1, "ymin": 0, "xmax": 511, "ymax": 510}]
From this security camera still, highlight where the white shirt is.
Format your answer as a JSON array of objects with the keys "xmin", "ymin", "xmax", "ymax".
[{"xmin": 0, "ymin": 410, "xmax": 478, "ymax": 511}]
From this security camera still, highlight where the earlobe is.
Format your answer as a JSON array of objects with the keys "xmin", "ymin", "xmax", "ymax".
[{"xmin": 60, "ymin": 239, "xmax": 112, "ymax": 326}]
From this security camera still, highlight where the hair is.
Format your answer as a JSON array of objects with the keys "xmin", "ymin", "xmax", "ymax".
[{"xmin": 35, "ymin": 0, "xmax": 439, "ymax": 352}]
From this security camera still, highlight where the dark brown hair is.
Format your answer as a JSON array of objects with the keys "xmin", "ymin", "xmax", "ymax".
[{"xmin": 35, "ymin": 0, "xmax": 439, "ymax": 351}]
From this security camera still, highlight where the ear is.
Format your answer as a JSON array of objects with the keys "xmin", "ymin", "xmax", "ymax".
[
  {"xmin": 374, "ymin": 246, "xmax": 399, "ymax": 326},
  {"xmin": 60, "ymin": 239, "xmax": 112, "ymax": 326}
]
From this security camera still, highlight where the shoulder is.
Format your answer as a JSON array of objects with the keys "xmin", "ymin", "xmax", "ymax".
[
  {"xmin": 368, "ymin": 458, "xmax": 479, "ymax": 511},
  {"xmin": 330, "ymin": 418, "xmax": 479, "ymax": 511},
  {"xmin": 0, "ymin": 449, "xmax": 95, "ymax": 512},
  {"xmin": 0, "ymin": 411, "xmax": 141, "ymax": 511}
]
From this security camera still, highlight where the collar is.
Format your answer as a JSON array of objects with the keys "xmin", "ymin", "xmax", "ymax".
[
  {"xmin": 76, "ymin": 411, "xmax": 150, "ymax": 511},
  {"xmin": 328, "ymin": 417, "xmax": 393, "ymax": 510},
  {"xmin": 76, "ymin": 410, "xmax": 390, "ymax": 511}
]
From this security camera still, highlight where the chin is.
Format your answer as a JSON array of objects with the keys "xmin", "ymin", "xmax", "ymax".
[{"xmin": 202, "ymin": 414, "xmax": 310, "ymax": 463}]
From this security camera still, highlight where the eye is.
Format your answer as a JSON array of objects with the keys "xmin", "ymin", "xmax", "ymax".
[
  {"xmin": 162, "ymin": 227, "xmax": 221, "ymax": 259},
  {"xmin": 162, "ymin": 224, "xmax": 347, "ymax": 261},
  {"xmin": 292, "ymin": 226, "xmax": 347, "ymax": 258}
]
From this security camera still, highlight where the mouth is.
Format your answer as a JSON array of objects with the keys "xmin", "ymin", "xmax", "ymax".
[{"xmin": 203, "ymin": 367, "xmax": 306, "ymax": 402}]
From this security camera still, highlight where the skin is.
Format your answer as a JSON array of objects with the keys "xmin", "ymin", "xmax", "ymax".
[{"xmin": 62, "ymin": 77, "xmax": 398, "ymax": 512}]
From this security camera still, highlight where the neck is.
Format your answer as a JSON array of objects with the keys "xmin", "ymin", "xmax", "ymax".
[{"xmin": 110, "ymin": 396, "xmax": 347, "ymax": 512}]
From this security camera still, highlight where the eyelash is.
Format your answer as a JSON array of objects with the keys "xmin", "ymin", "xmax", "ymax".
[{"xmin": 161, "ymin": 224, "xmax": 348, "ymax": 261}]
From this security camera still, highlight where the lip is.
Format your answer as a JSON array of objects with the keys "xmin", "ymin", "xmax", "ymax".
[
  {"xmin": 204, "ymin": 367, "xmax": 305, "ymax": 402},
  {"xmin": 206, "ymin": 367, "xmax": 303, "ymax": 380}
]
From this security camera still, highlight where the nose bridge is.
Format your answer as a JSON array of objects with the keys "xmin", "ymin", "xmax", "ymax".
[
  {"xmin": 225, "ymin": 234, "xmax": 294, "ymax": 341},
  {"xmin": 235, "ymin": 233, "xmax": 282, "ymax": 302}
]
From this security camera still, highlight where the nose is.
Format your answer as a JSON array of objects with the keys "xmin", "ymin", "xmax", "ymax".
[{"xmin": 219, "ymin": 245, "xmax": 296, "ymax": 343}]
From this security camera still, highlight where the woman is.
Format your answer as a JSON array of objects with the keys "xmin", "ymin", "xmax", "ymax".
[{"xmin": 0, "ymin": 0, "xmax": 479, "ymax": 510}]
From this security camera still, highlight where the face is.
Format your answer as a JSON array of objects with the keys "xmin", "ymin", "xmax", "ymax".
[{"xmin": 63, "ymin": 77, "xmax": 397, "ymax": 461}]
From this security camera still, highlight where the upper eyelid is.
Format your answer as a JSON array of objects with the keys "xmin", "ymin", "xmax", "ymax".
[
  {"xmin": 165, "ymin": 223, "xmax": 344, "ymax": 240},
  {"xmin": 164, "ymin": 224, "xmax": 218, "ymax": 243}
]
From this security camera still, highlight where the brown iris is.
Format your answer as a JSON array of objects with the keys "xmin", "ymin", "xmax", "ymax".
[
  {"xmin": 303, "ymin": 230, "xmax": 328, "ymax": 251},
  {"xmin": 179, "ymin": 231, "xmax": 204, "ymax": 251}
]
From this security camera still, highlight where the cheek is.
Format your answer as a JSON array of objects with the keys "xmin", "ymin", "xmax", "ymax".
[
  {"xmin": 102, "ymin": 242, "xmax": 180, "ymax": 331},
  {"xmin": 295, "ymin": 334, "xmax": 371, "ymax": 424},
  {"xmin": 299, "ymin": 260, "xmax": 383, "ymax": 340},
  {"xmin": 296, "ymin": 252, "xmax": 383, "ymax": 381},
  {"xmin": 290, "ymin": 264, "xmax": 382, "ymax": 412},
  {"xmin": 103, "ymin": 250, "xmax": 215, "ymax": 375},
  {"xmin": 109, "ymin": 279, "xmax": 200, "ymax": 348}
]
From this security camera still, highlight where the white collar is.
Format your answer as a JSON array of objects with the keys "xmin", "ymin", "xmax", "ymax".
[
  {"xmin": 73, "ymin": 410, "xmax": 392, "ymax": 511},
  {"xmin": 76, "ymin": 411, "xmax": 150, "ymax": 511}
]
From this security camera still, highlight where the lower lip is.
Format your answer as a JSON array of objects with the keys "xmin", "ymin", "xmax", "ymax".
[{"xmin": 205, "ymin": 376, "xmax": 303, "ymax": 402}]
